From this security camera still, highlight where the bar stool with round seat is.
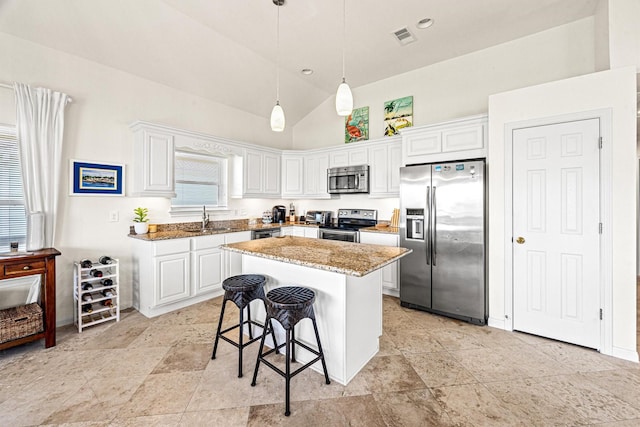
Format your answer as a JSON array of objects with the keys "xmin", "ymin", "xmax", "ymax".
[
  {"xmin": 211, "ymin": 274, "xmax": 275, "ymax": 378},
  {"xmin": 251, "ymin": 286, "xmax": 330, "ymax": 416}
]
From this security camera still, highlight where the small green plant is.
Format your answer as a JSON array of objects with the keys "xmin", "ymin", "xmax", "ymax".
[{"xmin": 133, "ymin": 207, "xmax": 149, "ymax": 223}]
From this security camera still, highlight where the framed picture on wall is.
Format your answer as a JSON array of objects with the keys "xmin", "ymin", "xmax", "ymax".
[
  {"xmin": 384, "ymin": 95, "xmax": 413, "ymax": 136},
  {"xmin": 69, "ymin": 160, "xmax": 124, "ymax": 196},
  {"xmin": 344, "ymin": 106, "xmax": 369, "ymax": 143}
]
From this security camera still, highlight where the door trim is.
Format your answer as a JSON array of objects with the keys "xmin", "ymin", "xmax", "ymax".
[{"xmin": 503, "ymin": 109, "xmax": 613, "ymax": 356}]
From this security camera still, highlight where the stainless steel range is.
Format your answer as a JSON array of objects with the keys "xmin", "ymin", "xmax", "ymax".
[{"xmin": 318, "ymin": 209, "xmax": 377, "ymax": 243}]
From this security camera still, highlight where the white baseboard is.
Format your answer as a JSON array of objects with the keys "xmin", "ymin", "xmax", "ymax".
[
  {"xmin": 487, "ymin": 316, "xmax": 507, "ymax": 330},
  {"xmin": 611, "ymin": 346, "xmax": 639, "ymax": 363}
]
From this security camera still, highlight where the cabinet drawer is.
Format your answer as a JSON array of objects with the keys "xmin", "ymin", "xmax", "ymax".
[
  {"xmin": 4, "ymin": 260, "xmax": 46, "ymax": 277},
  {"xmin": 153, "ymin": 239, "xmax": 190, "ymax": 256}
]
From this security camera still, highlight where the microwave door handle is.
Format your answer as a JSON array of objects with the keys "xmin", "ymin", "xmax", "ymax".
[{"xmin": 426, "ymin": 187, "xmax": 431, "ymax": 265}]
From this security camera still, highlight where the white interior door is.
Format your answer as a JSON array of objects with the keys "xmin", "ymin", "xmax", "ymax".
[{"xmin": 512, "ymin": 118, "xmax": 600, "ymax": 349}]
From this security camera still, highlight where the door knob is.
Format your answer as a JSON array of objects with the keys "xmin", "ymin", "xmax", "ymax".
[{"xmin": 516, "ymin": 237, "xmax": 525, "ymax": 244}]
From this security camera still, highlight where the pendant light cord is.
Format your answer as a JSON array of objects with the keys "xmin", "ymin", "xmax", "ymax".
[
  {"xmin": 341, "ymin": 0, "xmax": 346, "ymax": 82},
  {"xmin": 276, "ymin": 3, "xmax": 281, "ymax": 102}
]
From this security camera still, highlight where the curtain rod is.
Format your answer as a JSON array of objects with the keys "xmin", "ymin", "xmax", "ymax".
[{"xmin": 0, "ymin": 81, "xmax": 73, "ymax": 102}]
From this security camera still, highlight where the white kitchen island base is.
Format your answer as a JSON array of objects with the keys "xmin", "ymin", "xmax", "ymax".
[{"xmin": 243, "ymin": 255, "xmax": 383, "ymax": 386}]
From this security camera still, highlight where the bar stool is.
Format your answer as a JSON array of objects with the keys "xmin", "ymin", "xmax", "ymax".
[
  {"xmin": 251, "ymin": 286, "xmax": 330, "ymax": 416},
  {"xmin": 211, "ymin": 274, "xmax": 275, "ymax": 378}
]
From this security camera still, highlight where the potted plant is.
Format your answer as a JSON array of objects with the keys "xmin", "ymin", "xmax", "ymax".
[{"xmin": 133, "ymin": 207, "xmax": 149, "ymax": 234}]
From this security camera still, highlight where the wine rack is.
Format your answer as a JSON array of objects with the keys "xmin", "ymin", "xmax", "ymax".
[{"xmin": 73, "ymin": 258, "xmax": 120, "ymax": 332}]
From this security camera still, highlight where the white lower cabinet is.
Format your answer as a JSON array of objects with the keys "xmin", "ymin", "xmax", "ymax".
[
  {"xmin": 132, "ymin": 231, "xmax": 251, "ymax": 317},
  {"xmin": 155, "ymin": 252, "xmax": 190, "ymax": 306},
  {"xmin": 282, "ymin": 226, "xmax": 318, "ymax": 238},
  {"xmin": 359, "ymin": 231, "xmax": 399, "ymax": 296}
]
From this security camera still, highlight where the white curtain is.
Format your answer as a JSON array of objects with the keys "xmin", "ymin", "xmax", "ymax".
[{"xmin": 13, "ymin": 83, "xmax": 70, "ymax": 250}]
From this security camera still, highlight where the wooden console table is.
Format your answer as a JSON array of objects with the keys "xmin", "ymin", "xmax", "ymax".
[{"xmin": 0, "ymin": 248, "xmax": 61, "ymax": 350}]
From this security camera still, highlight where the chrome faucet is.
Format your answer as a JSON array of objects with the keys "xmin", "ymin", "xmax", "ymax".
[{"xmin": 202, "ymin": 205, "xmax": 210, "ymax": 230}]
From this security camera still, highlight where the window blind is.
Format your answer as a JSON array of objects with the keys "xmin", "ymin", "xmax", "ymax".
[
  {"xmin": 172, "ymin": 151, "xmax": 226, "ymax": 207},
  {"xmin": 0, "ymin": 125, "xmax": 26, "ymax": 248}
]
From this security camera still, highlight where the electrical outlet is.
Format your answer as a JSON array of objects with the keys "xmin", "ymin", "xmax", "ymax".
[{"xmin": 109, "ymin": 210, "xmax": 119, "ymax": 222}]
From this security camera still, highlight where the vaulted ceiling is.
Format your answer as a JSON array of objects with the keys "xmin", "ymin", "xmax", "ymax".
[{"xmin": 0, "ymin": 0, "xmax": 598, "ymax": 126}]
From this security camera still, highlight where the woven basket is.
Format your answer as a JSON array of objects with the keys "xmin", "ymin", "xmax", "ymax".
[{"xmin": 0, "ymin": 303, "xmax": 43, "ymax": 344}]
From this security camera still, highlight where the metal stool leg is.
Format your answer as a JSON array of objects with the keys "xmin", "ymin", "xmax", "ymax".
[
  {"xmin": 247, "ymin": 303, "xmax": 253, "ymax": 339},
  {"xmin": 311, "ymin": 318, "xmax": 331, "ymax": 385},
  {"xmin": 238, "ymin": 304, "xmax": 244, "ymax": 377},
  {"xmin": 285, "ymin": 327, "xmax": 291, "ymax": 417},
  {"xmin": 290, "ymin": 326, "xmax": 296, "ymax": 363},
  {"xmin": 251, "ymin": 314, "xmax": 271, "ymax": 386},
  {"xmin": 211, "ymin": 299, "xmax": 228, "ymax": 359}
]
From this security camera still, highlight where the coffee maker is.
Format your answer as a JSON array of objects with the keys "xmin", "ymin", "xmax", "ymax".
[{"xmin": 272, "ymin": 205, "xmax": 286, "ymax": 224}]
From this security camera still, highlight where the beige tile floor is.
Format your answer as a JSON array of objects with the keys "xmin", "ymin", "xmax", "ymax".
[{"xmin": 1, "ymin": 294, "xmax": 640, "ymax": 426}]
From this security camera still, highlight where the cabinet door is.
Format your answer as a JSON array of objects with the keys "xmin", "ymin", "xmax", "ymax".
[
  {"xmin": 282, "ymin": 155, "xmax": 304, "ymax": 197},
  {"xmin": 348, "ymin": 147, "xmax": 368, "ymax": 165},
  {"xmin": 369, "ymin": 145, "xmax": 389, "ymax": 195},
  {"xmin": 134, "ymin": 130, "xmax": 176, "ymax": 197},
  {"xmin": 291, "ymin": 227, "xmax": 306, "ymax": 237},
  {"xmin": 224, "ymin": 232, "xmax": 251, "ymax": 278},
  {"xmin": 303, "ymin": 227, "xmax": 318, "ymax": 239},
  {"xmin": 388, "ymin": 143, "xmax": 402, "ymax": 194},
  {"xmin": 244, "ymin": 150, "xmax": 263, "ymax": 194},
  {"xmin": 442, "ymin": 124, "xmax": 484, "ymax": 152},
  {"xmin": 381, "ymin": 262, "xmax": 399, "ymax": 291},
  {"xmin": 404, "ymin": 130, "xmax": 442, "ymax": 162},
  {"xmin": 304, "ymin": 153, "xmax": 330, "ymax": 197},
  {"xmin": 263, "ymin": 153, "xmax": 281, "ymax": 195},
  {"xmin": 329, "ymin": 150, "xmax": 349, "ymax": 168},
  {"xmin": 154, "ymin": 252, "xmax": 190, "ymax": 306},
  {"xmin": 193, "ymin": 248, "xmax": 223, "ymax": 295}
]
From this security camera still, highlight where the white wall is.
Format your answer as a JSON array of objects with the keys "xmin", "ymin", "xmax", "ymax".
[
  {"xmin": 607, "ymin": 0, "xmax": 640, "ymax": 72},
  {"xmin": 293, "ymin": 18, "xmax": 596, "ymax": 149},
  {"xmin": 0, "ymin": 33, "xmax": 294, "ymax": 326},
  {"xmin": 488, "ymin": 66, "xmax": 638, "ymax": 360}
]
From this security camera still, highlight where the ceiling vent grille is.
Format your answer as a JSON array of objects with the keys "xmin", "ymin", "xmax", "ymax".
[{"xmin": 392, "ymin": 27, "xmax": 416, "ymax": 46}]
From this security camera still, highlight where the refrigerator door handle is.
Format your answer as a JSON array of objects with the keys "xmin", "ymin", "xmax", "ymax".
[
  {"xmin": 432, "ymin": 186, "xmax": 437, "ymax": 266},
  {"xmin": 426, "ymin": 186, "xmax": 431, "ymax": 265}
]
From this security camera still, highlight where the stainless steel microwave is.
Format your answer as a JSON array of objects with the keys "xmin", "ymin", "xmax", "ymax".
[{"xmin": 327, "ymin": 165, "xmax": 369, "ymax": 194}]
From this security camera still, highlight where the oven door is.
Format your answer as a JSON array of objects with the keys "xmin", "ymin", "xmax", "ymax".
[{"xmin": 318, "ymin": 228, "xmax": 358, "ymax": 243}]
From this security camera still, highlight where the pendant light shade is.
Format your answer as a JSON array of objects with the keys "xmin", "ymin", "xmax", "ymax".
[
  {"xmin": 335, "ymin": 0, "xmax": 352, "ymax": 116},
  {"xmin": 271, "ymin": 0, "xmax": 285, "ymax": 132},
  {"xmin": 335, "ymin": 79, "xmax": 353, "ymax": 116},
  {"xmin": 270, "ymin": 101, "xmax": 285, "ymax": 132}
]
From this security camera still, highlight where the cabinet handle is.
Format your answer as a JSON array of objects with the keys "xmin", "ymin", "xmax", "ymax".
[{"xmin": 23, "ymin": 265, "xmax": 31, "ymax": 270}]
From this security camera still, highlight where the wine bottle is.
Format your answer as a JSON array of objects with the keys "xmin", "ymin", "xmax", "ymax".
[
  {"xmin": 82, "ymin": 293, "xmax": 93, "ymax": 302},
  {"xmin": 89, "ymin": 269, "xmax": 103, "ymax": 278},
  {"xmin": 80, "ymin": 259, "xmax": 92, "ymax": 269},
  {"xmin": 99, "ymin": 255, "xmax": 113, "ymax": 265},
  {"xmin": 102, "ymin": 299, "xmax": 113, "ymax": 307},
  {"xmin": 102, "ymin": 288, "xmax": 115, "ymax": 298},
  {"xmin": 82, "ymin": 303, "xmax": 93, "ymax": 313},
  {"xmin": 101, "ymin": 278, "xmax": 113, "ymax": 287},
  {"xmin": 81, "ymin": 282, "xmax": 93, "ymax": 291}
]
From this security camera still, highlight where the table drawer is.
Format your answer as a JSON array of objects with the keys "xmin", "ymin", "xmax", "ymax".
[{"xmin": 4, "ymin": 260, "xmax": 46, "ymax": 277}]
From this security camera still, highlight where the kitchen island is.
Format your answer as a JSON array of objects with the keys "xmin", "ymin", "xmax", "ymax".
[{"xmin": 220, "ymin": 236, "xmax": 410, "ymax": 385}]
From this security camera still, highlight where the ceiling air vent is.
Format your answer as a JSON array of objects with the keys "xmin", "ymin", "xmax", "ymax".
[{"xmin": 392, "ymin": 27, "xmax": 416, "ymax": 46}]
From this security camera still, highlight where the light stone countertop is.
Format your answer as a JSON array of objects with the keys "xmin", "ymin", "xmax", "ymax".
[
  {"xmin": 220, "ymin": 235, "xmax": 411, "ymax": 277},
  {"xmin": 359, "ymin": 225, "xmax": 399, "ymax": 234},
  {"xmin": 127, "ymin": 222, "xmax": 317, "ymax": 241}
]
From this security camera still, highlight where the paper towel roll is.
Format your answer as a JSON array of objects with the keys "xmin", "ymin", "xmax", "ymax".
[{"xmin": 27, "ymin": 212, "xmax": 44, "ymax": 251}]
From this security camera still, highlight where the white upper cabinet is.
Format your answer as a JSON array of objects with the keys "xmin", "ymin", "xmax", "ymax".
[
  {"xmin": 368, "ymin": 138, "xmax": 401, "ymax": 198},
  {"xmin": 303, "ymin": 152, "xmax": 330, "ymax": 198},
  {"xmin": 243, "ymin": 148, "xmax": 281, "ymax": 198},
  {"xmin": 401, "ymin": 114, "xmax": 487, "ymax": 166},
  {"xmin": 131, "ymin": 125, "xmax": 176, "ymax": 197},
  {"xmin": 329, "ymin": 145, "xmax": 368, "ymax": 168},
  {"xmin": 281, "ymin": 154, "xmax": 304, "ymax": 198}
]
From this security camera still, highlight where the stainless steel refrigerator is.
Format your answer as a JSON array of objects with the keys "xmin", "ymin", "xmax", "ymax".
[{"xmin": 399, "ymin": 160, "xmax": 486, "ymax": 325}]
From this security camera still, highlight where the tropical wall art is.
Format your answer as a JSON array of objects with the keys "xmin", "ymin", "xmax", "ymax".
[
  {"xmin": 345, "ymin": 106, "xmax": 369, "ymax": 143},
  {"xmin": 384, "ymin": 95, "xmax": 413, "ymax": 136}
]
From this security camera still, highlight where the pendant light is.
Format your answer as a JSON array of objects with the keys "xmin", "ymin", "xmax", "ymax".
[
  {"xmin": 270, "ymin": 0, "xmax": 285, "ymax": 132},
  {"xmin": 335, "ymin": 0, "xmax": 353, "ymax": 116}
]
